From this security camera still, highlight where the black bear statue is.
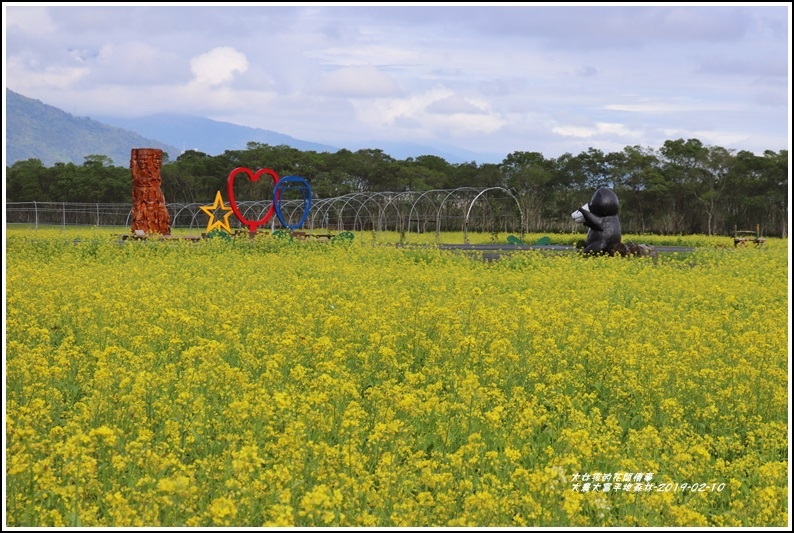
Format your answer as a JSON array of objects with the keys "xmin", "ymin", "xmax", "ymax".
[
  {"xmin": 571, "ymin": 188, "xmax": 622, "ymax": 255},
  {"xmin": 571, "ymin": 188, "xmax": 657, "ymax": 258}
]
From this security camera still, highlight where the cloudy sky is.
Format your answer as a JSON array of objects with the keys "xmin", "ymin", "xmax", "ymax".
[{"xmin": 3, "ymin": 3, "xmax": 791, "ymax": 163}]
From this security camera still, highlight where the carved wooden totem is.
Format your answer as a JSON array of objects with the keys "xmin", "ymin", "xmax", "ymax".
[{"xmin": 130, "ymin": 148, "xmax": 171, "ymax": 235}]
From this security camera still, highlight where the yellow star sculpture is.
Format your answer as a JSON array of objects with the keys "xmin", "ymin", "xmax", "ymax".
[{"xmin": 200, "ymin": 191, "xmax": 234, "ymax": 234}]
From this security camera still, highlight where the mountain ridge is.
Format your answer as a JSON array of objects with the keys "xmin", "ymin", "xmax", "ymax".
[
  {"xmin": 5, "ymin": 89, "xmax": 182, "ymax": 167},
  {"xmin": 90, "ymin": 114, "xmax": 502, "ymax": 164},
  {"xmin": 5, "ymin": 88, "xmax": 505, "ymax": 167},
  {"xmin": 92, "ymin": 113, "xmax": 340, "ymax": 156}
]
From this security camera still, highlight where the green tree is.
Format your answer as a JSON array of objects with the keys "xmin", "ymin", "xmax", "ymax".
[
  {"xmin": 550, "ymin": 152, "xmax": 589, "ymax": 232},
  {"xmin": 694, "ymin": 146, "xmax": 735, "ymax": 235},
  {"xmin": 500, "ymin": 151, "xmax": 555, "ymax": 232},
  {"xmin": 397, "ymin": 155, "xmax": 451, "ymax": 191},
  {"xmin": 6, "ymin": 158, "xmax": 48, "ymax": 201},
  {"xmin": 347, "ymin": 149, "xmax": 398, "ymax": 191},
  {"xmin": 658, "ymin": 138, "xmax": 709, "ymax": 233},
  {"xmin": 47, "ymin": 162, "xmax": 81, "ymax": 202},
  {"xmin": 727, "ymin": 149, "xmax": 788, "ymax": 237},
  {"xmin": 80, "ymin": 154, "xmax": 130, "ymax": 202},
  {"xmin": 447, "ymin": 161, "xmax": 489, "ymax": 189},
  {"xmin": 574, "ymin": 148, "xmax": 614, "ymax": 190},
  {"xmin": 760, "ymin": 149, "xmax": 788, "ymax": 238},
  {"xmin": 161, "ymin": 150, "xmax": 223, "ymax": 203},
  {"xmin": 609, "ymin": 145, "xmax": 663, "ymax": 234}
]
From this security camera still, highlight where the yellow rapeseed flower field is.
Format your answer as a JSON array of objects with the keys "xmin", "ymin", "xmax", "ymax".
[{"xmin": 4, "ymin": 227, "xmax": 789, "ymax": 527}]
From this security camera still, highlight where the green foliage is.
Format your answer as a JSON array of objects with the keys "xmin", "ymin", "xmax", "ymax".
[{"xmin": 5, "ymin": 97, "xmax": 788, "ymax": 238}]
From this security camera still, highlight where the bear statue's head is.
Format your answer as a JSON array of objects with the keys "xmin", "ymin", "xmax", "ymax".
[{"xmin": 589, "ymin": 188, "xmax": 619, "ymax": 217}]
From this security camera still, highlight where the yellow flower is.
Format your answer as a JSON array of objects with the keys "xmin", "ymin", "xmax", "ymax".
[{"xmin": 208, "ymin": 496, "xmax": 237, "ymax": 526}]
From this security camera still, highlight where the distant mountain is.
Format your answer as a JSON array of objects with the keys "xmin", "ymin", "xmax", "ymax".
[
  {"xmin": 5, "ymin": 89, "xmax": 181, "ymax": 167},
  {"xmin": 93, "ymin": 113, "xmax": 340, "ymax": 156},
  {"xmin": 92, "ymin": 113, "xmax": 503, "ymax": 164},
  {"xmin": 6, "ymin": 88, "xmax": 505, "ymax": 168}
]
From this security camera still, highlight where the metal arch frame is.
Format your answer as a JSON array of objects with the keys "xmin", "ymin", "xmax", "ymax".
[
  {"xmin": 307, "ymin": 196, "xmax": 341, "ymax": 231},
  {"xmin": 239, "ymin": 201, "xmax": 273, "ymax": 226},
  {"xmin": 308, "ymin": 194, "xmax": 352, "ymax": 231},
  {"xmin": 277, "ymin": 199, "xmax": 308, "ymax": 228},
  {"xmin": 310, "ymin": 193, "xmax": 350, "ymax": 231},
  {"xmin": 406, "ymin": 188, "xmax": 482, "ymax": 243},
  {"xmin": 352, "ymin": 192, "xmax": 401, "ymax": 234},
  {"xmin": 376, "ymin": 191, "xmax": 414, "ymax": 237},
  {"xmin": 327, "ymin": 192, "xmax": 377, "ymax": 232},
  {"xmin": 171, "ymin": 203, "xmax": 197, "ymax": 228},
  {"xmin": 189, "ymin": 206, "xmax": 206, "ymax": 230},
  {"xmin": 463, "ymin": 186, "xmax": 524, "ymax": 244},
  {"xmin": 276, "ymin": 197, "xmax": 317, "ymax": 229},
  {"xmin": 434, "ymin": 188, "xmax": 482, "ymax": 241},
  {"xmin": 405, "ymin": 189, "xmax": 445, "ymax": 237},
  {"xmin": 114, "ymin": 186, "xmax": 524, "ymax": 240},
  {"xmin": 361, "ymin": 192, "xmax": 391, "ymax": 234},
  {"xmin": 339, "ymin": 193, "xmax": 378, "ymax": 232}
]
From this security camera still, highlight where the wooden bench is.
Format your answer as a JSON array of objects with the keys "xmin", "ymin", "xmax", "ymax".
[
  {"xmin": 291, "ymin": 231, "xmax": 334, "ymax": 241},
  {"xmin": 733, "ymin": 225, "xmax": 766, "ymax": 247},
  {"xmin": 116, "ymin": 233, "xmax": 202, "ymax": 242}
]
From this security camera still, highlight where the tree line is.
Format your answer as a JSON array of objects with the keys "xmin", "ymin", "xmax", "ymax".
[{"xmin": 5, "ymin": 139, "xmax": 788, "ymax": 237}]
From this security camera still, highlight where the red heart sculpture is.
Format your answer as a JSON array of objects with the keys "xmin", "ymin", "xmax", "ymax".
[{"xmin": 227, "ymin": 167, "xmax": 280, "ymax": 232}]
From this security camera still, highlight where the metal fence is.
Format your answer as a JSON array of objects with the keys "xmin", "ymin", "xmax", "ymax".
[
  {"xmin": 6, "ymin": 202, "xmax": 134, "ymax": 228},
  {"xmin": 6, "ymin": 188, "xmax": 525, "ymax": 241},
  {"xmin": 4, "ymin": 201, "xmax": 322, "ymax": 231}
]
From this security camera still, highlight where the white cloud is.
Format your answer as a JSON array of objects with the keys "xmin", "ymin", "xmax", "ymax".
[
  {"xmin": 350, "ymin": 86, "xmax": 507, "ymax": 139},
  {"xmin": 5, "ymin": 6, "xmax": 57, "ymax": 35},
  {"xmin": 6, "ymin": 56, "xmax": 89, "ymax": 90},
  {"xmin": 426, "ymin": 95, "xmax": 487, "ymax": 115},
  {"xmin": 596, "ymin": 123, "xmax": 643, "ymax": 136},
  {"xmin": 316, "ymin": 65, "xmax": 401, "ymax": 97},
  {"xmin": 428, "ymin": 112, "xmax": 507, "ymax": 138},
  {"xmin": 3, "ymin": 5, "xmax": 787, "ymax": 160},
  {"xmin": 28, "ymin": 83, "xmax": 281, "ymax": 120},
  {"xmin": 308, "ymin": 45, "xmax": 418, "ymax": 67},
  {"xmin": 551, "ymin": 125, "xmax": 596, "ymax": 138},
  {"xmin": 78, "ymin": 42, "xmax": 189, "ymax": 85},
  {"xmin": 552, "ymin": 122, "xmax": 642, "ymax": 138},
  {"xmin": 606, "ymin": 103, "xmax": 685, "ymax": 113},
  {"xmin": 479, "ymin": 78, "xmax": 528, "ymax": 97},
  {"xmin": 576, "ymin": 65, "xmax": 598, "ymax": 78},
  {"xmin": 349, "ymin": 86, "xmax": 451, "ymax": 130},
  {"xmin": 189, "ymin": 47, "xmax": 249, "ymax": 86},
  {"xmin": 604, "ymin": 101, "xmax": 741, "ymax": 113},
  {"xmin": 662, "ymin": 128, "xmax": 686, "ymax": 138},
  {"xmin": 691, "ymin": 130, "xmax": 750, "ymax": 147}
]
